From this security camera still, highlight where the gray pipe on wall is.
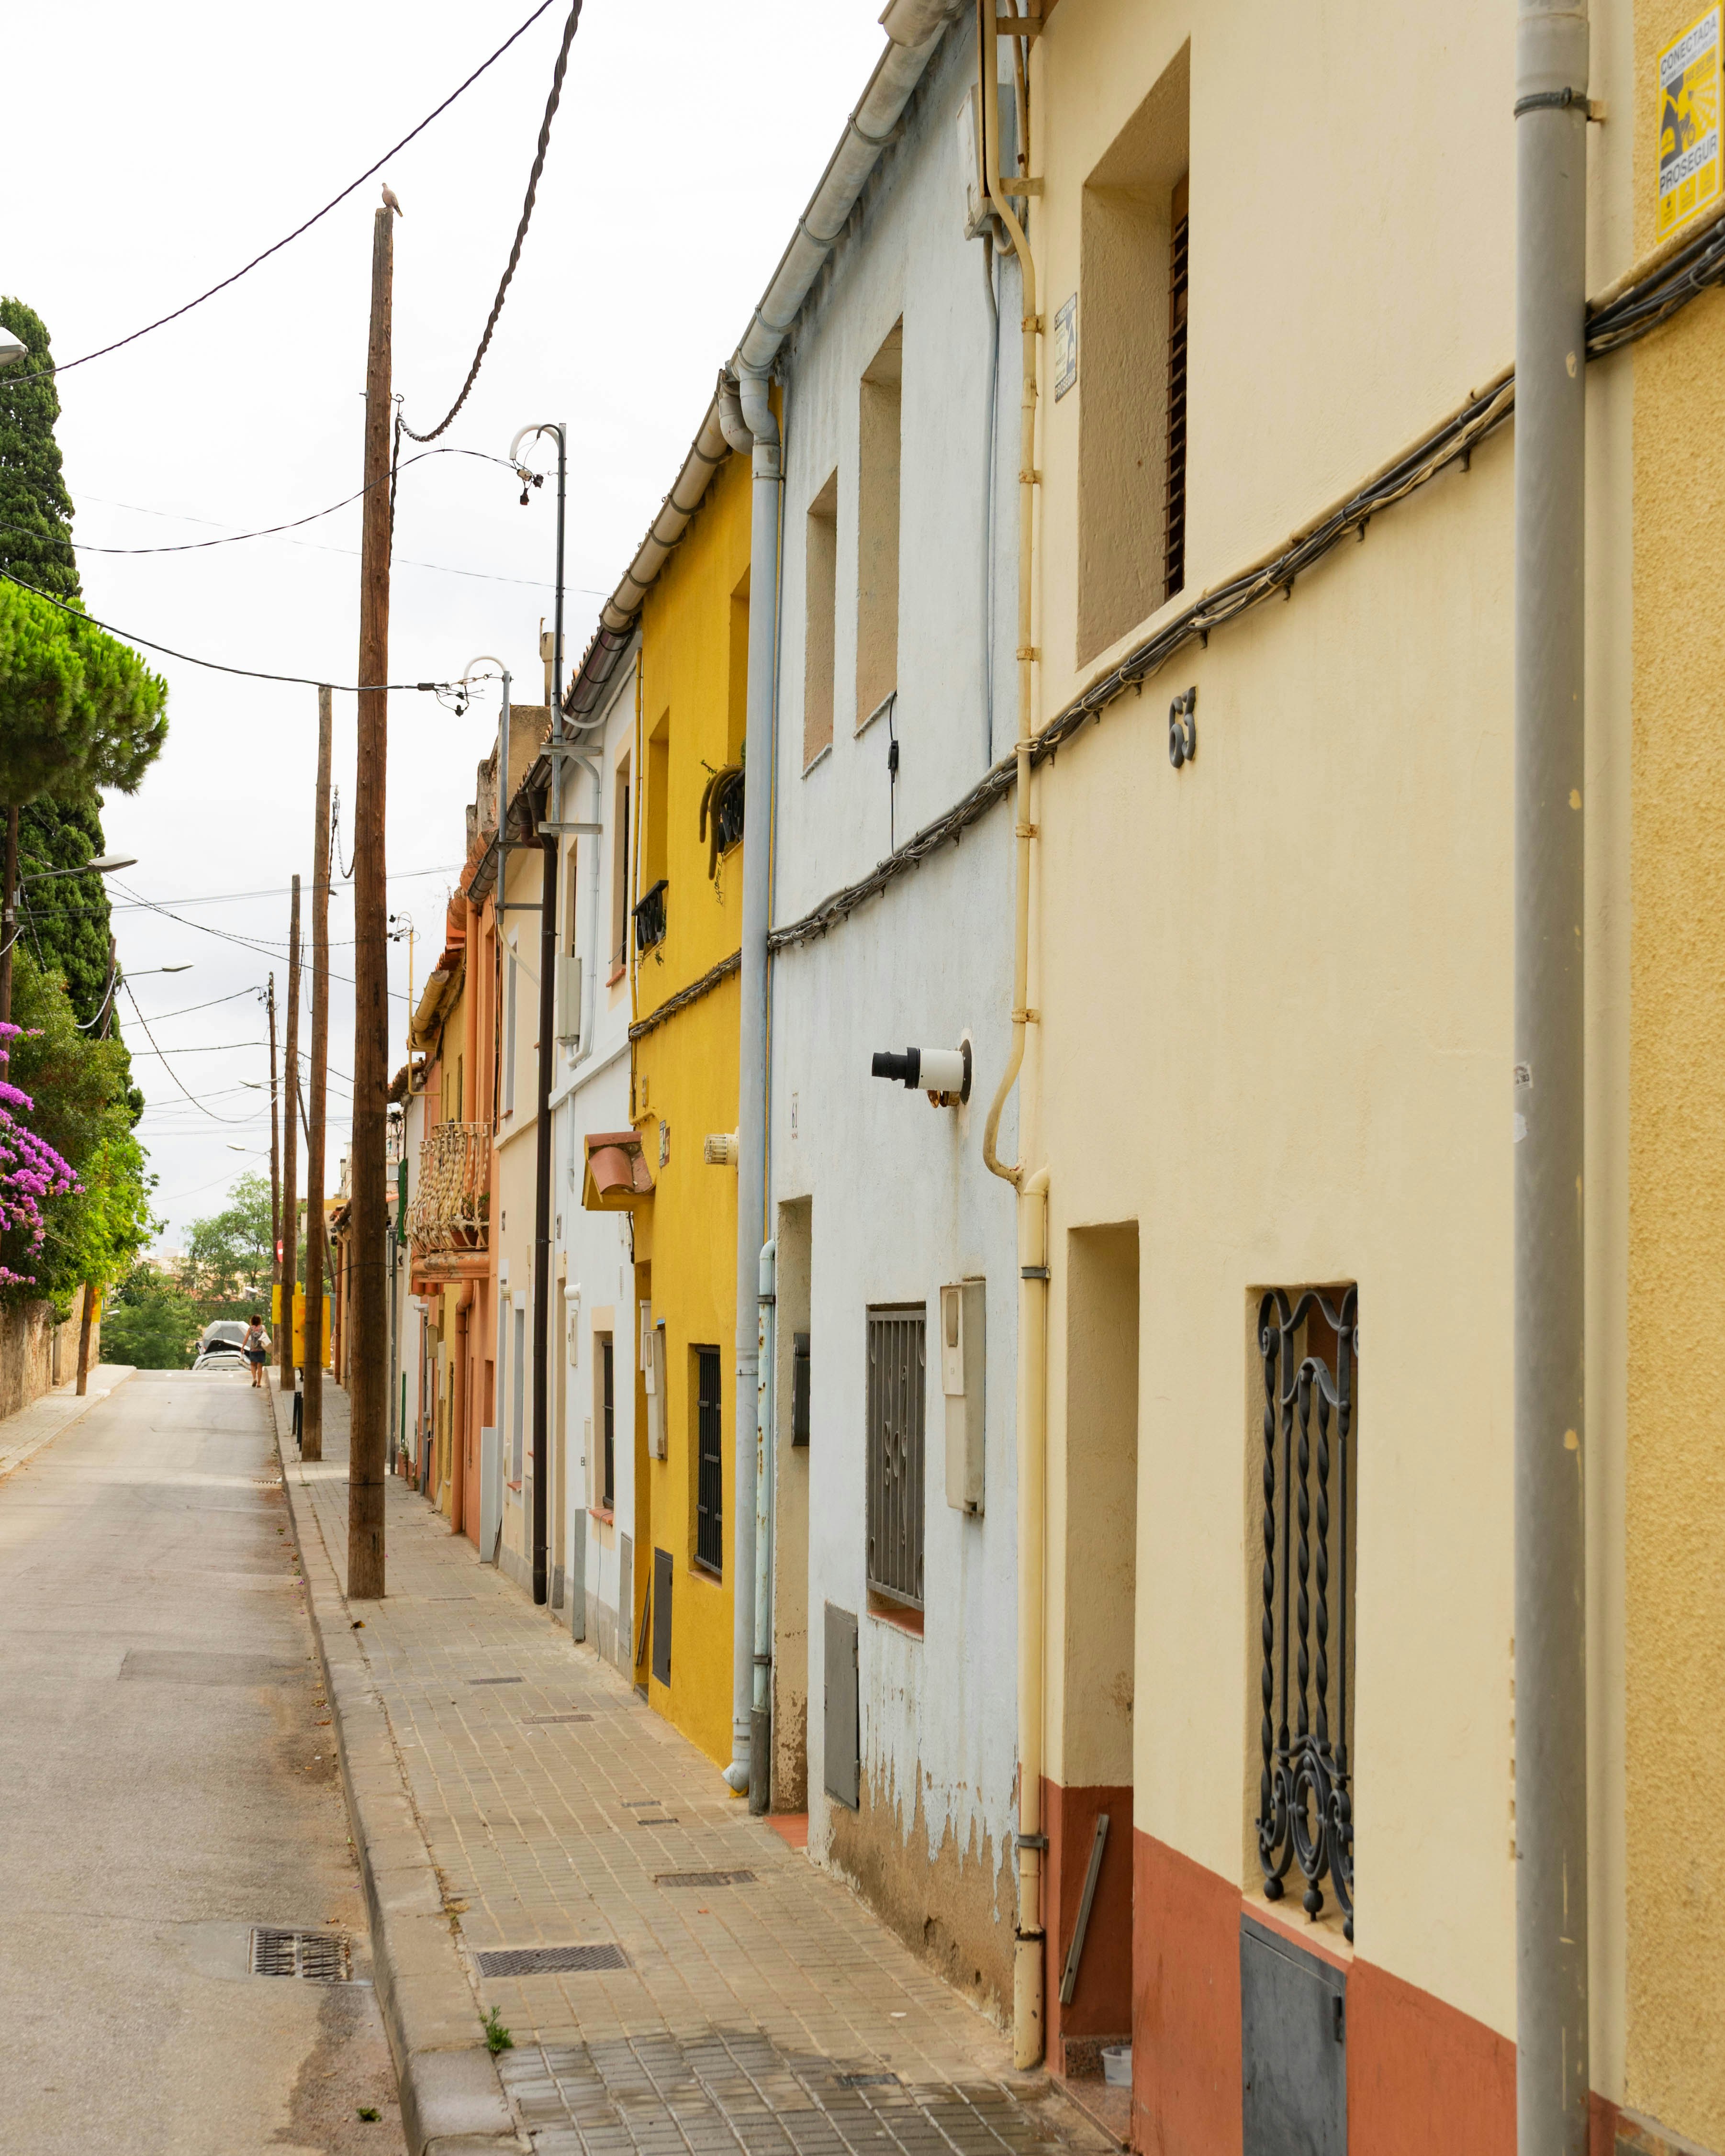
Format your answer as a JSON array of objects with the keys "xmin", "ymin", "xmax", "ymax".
[{"xmin": 1512, "ymin": 4, "xmax": 1590, "ymax": 2150}]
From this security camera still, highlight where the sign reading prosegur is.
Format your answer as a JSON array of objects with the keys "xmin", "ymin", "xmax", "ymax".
[{"xmin": 1659, "ymin": 7, "xmax": 1723, "ymax": 238}]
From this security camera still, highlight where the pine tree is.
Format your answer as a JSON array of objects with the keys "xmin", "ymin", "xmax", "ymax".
[{"xmin": 0, "ymin": 299, "xmax": 79, "ymax": 602}]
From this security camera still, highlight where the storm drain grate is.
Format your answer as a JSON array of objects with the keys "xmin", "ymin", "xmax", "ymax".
[
  {"xmin": 250, "ymin": 1927, "xmax": 351, "ymax": 1982},
  {"xmin": 524, "ymin": 1713, "xmax": 593, "ymax": 1725},
  {"xmin": 835, "ymin": 2073, "xmax": 900, "ymax": 2089},
  {"xmin": 475, "ymin": 1943, "xmax": 630, "ymax": 1977},
  {"xmin": 469, "ymin": 1676, "xmax": 523, "ymax": 1686},
  {"xmin": 655, "ymin": 1869, "xmax": 756, "ymax": 1888}
]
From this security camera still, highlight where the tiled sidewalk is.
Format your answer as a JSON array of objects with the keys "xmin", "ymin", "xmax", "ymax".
[
  {"xmin": 281, "ymin": 1387, "xmax": 1102, "ymax": 2156},
  {"xmin": 0, "ymin": 1363, "xmax": 133, "ymax": 1481}
]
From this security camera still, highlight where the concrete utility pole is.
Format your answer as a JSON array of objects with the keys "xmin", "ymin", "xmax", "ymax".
[
  {"xmin": 268, "ymin": 972, "xmax": 281, "ymax": 1324},
  {"xmin": 280, "ymin": 877, "xmax": 302, "ymax": 1394},
  {"xmin": 1514, "ymin": 3, "xmax": 1590, "ymax": 2151},
  {"xmin": 304, "ymin": 690, "xmax": 334, "ymax": 1463},
  {"xmin": 0, "ymin": 804, "xmax": 18, "ymax": 1030},
  {"xmin": 348, "ymin": 202, "xmax": 394, "ymax": 1601}
]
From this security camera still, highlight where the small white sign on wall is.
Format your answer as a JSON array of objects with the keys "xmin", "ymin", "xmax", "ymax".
[{"xmin": 1053, "ymin": 293, "xmax": 1078, "ymax": 402}]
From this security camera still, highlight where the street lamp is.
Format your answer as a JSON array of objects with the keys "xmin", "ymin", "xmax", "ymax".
[
  {"xmin": 19, "ymin": 854, "xmax": 139, "ymax": 883},
  {"xmin": 0, "ymin": 327, "xmax": 27, "ymax": 369},
  {"xmin": 125, "ymin": 964, "xmax": 193, "ymax": 977}
]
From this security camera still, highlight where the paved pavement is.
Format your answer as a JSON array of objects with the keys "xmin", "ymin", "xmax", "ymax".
[
  {"xmin": 0, "ymin": 1365, "xmax": 404, "ymax": 2156},
  {"xmin": 278, "ymin": 1384, "xmax": 1107, "ymax": 2156},
  {"xmin": 0, "ymin": 1361, "xmax": 135, "ymax": 1481}
]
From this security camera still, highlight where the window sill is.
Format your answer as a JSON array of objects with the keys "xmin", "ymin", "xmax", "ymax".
[
  {"xmin": 606, "ymin": 963, "xmax": 626, "ymax": 988},
  {"xmin": 1239, "ymin": 1889, "xmax": 1354, "ymax": 1967},
  {"xmin": 588, "ymin": 1502, "xmax": 615, "ymax": 1524},
  {"xmin": 802, "ymin": 741, "xmax": 832, "ymax": 778},
  {"xmin": 690, "ymin": 1555, "xmax": 723, "ymax": 1583},
  {"xmin": 867, "ymin": 1594, "xmax": 923, "ymax": 1639}
]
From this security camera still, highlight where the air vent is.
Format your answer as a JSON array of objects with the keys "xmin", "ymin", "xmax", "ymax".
[
  {"xmin": 654, "ymin": 1869, "xmax": 755, "ymax": 1888},
  {"xmin": 475, "ymin": 1943, "xmax": 630, "ymax": 1977},
  {"xmin": 250, "ymin": 1927, "xmax": 351, "ymax": 1982}
]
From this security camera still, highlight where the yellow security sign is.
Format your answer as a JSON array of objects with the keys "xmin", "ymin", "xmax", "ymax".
[{"xmin": 1659, "ymin": 7, "xmax": 1722, "ymax": 239}]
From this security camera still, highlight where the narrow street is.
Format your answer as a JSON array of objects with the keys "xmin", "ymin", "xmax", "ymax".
[{"xmin": 0, "ymin": 1368, "xmax": 403, "ymax": 2156}]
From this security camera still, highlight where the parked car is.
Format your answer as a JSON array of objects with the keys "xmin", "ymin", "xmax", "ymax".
[{"xmin": 192, "ymin": 1320, "xmax": 253, "ymax": 1373}]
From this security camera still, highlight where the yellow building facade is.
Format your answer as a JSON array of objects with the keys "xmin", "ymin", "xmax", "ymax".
[{"xmin": 620, "ymin": 446, "xmax": 751, "ymax": 1767}]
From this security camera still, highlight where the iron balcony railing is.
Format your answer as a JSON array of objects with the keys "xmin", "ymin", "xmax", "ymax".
[
  {"xmin": 1256, "ymin": 1285, "xmax": 1358, "ymax": 1940},
  {"xmin": 634, "ymin": 878, "xmax": 668, "ymax": 955},
  {"xmin": 405, "ymin": 1120, "xmax": 490, "ymax": 1258}
]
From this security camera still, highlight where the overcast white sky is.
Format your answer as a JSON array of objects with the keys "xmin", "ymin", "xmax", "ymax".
[{"xmin": 4, "ymin": 0, "xmax": 885, "ymax": 1252}]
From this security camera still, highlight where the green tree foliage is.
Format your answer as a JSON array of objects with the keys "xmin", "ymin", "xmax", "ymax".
[
  {"xmin": 179, "ymin": 1171, "xmax": 274, "ymax": 1321},
  {"xmin": 0, "ymin": 581, "xmax": 168, "ymax": 806},
  {"xmin": 0, "ymin": 949, "xmax": 154, "ymax": 1310},
  {"xmin": 0, "ymin": 300, "xmax": 78, "ymax": 603},
  {"xmin": 98, "ymin": 1262, "xmax": 202, "ymax": 1370},
  {"xmin": 16, "ymin": 796, "xmax": 121, "ymax": 1031}
]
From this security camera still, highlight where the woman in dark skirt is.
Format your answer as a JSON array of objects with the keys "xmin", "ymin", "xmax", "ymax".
[{"xmin": 242, "ymin": 1312, "xmax": 269, "ymax": 1388}]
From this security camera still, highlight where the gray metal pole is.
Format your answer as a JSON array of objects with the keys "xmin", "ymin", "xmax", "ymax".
[
  {"xmin": 1514, "ymin": 5, "xmax": 1590, "ymax": 2149},
  {"xmin": 725, "ymin": 372, "xmax": 782, "ymax": 1792}
]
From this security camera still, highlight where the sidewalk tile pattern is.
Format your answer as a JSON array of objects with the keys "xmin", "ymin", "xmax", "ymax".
[{"xmin": 285, "ymin": 1390, "xmax": 1101, "ymax": 2156}]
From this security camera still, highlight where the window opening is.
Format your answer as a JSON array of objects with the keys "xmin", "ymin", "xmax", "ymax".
[
  {"xmin": 510, "ymin": 1303, "xmax": 526, "ymax": 1486},
  {"xmin": 1256, "ymin": 1286, "xmax": 1357, "ymax": 1940},
  {"xmin": 602, "ymin": 1336, "xmax": 615, "ymax": 1510},
  {"xmin": 866, "ymin": 1307, "xmax": 925, "ymax": 1609},
  {"xmin": 804, "ymin": 470, "xmax": 838, "ymax": 766},
  {"xmin": 504, "ymin": 949, "xmax": 517, "ymax": 1115},
  {"xmin": 1164, "ymin": 178, "xmax": 1188, "ymax": 599},
  {"xmin": 694, "ymin": 1346, "xmax": 723, "ymax": 1573},
  {"xmin": 856, "ymin": 323, "xmax": 903, "ymax": 731}
]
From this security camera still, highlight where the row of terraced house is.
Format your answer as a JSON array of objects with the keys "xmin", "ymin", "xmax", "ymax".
[{"xmin": 335, "ymin": 3, "xmax": 1725, "ymax": 2151}]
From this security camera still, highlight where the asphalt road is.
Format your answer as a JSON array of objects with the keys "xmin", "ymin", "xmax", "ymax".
[{"xmin": 0, "ymin": 1367, "xmax": 405, "ymax": 2156}]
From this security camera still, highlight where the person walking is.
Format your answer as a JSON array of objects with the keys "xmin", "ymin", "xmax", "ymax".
[{"xmin": 242, "ymin": 1313, "xmax": 270, "ymax": 1388}]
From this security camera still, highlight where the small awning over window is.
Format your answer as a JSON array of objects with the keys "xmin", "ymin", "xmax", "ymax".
[{"xmin": 582, "ymin": 1128, "xmax": 655, "ymax": 1212}]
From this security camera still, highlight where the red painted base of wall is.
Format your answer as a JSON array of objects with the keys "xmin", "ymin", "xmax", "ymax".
[
  {"xmin": 1043, "ymin": 1778, "xmax": 1134, "ymax": 2068},
  {"xmin": 1130, "ymin": 1829, "xmax": 1619, "ymax": 2156}
]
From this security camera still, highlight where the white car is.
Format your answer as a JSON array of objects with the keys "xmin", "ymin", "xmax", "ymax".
[{"xmin": 192, "ymin": 1320, "xmax": 257, "ymax": 1373}]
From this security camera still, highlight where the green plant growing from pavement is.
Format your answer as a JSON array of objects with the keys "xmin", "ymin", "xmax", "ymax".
[{"xmin": 483, "ymin": 2008, "xmax": 513, "ymax": 2055}]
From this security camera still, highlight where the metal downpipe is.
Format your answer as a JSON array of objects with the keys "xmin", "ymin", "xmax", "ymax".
[
  {"xmin": 725, "ymin": 368, "xmax": 783, "ymax": 1795},
  {"xmin": 1513, "ymin": 4, "xmax": 1590, "ymax": 2149}
]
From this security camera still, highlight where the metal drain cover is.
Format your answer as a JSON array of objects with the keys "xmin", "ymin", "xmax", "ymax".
[
  {"xmin": 475, "ymin": 1943, "xmax": 630, "ymax": 1977},
  {"xmin": 836, "ymin": 2074, "xmax": 900, "ymax": 2089},
  {"xmin": 655, "ymin": 1869, "xmax": 756, "ymax": 1888},
  {"xmin": 523, "ymin": 1713, "xmax": 593, "ymax": 1725},
  {"xmin": 250, "ymin": 1927, "xmax": 351, "ymax": 1982},
  {"xmin": 469, "ymin": 1676, "xmax": 523, "ymax": 1686}
]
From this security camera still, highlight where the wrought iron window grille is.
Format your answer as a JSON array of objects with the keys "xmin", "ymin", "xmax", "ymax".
[
  {"xmin": 694, "ymin": 1346, "xmax": 723, "ymax": 1574},
  {"xmin": 865, "ymin": 1307, "xmax": 926, "ymax": 1610},
  {"xmin": 1256, "ymin": 1285, "xmax": 1357, "ymax": 1940},
  {"xmin": 633, "ymin": 878, "xmax": 668, "ymax": 955}
]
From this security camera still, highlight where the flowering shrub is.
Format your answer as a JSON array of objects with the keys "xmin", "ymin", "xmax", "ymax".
[{"xmin": 0, "ymin": 1021, "xmax": 79, "ymax": 1289}]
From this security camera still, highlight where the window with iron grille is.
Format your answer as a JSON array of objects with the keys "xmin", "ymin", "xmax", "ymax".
[
  {"xmin": 1255, "ymin": 1286, "xmax": 1357, "ymax": 1940},
  {"xmin": 694, "ymin": 1346, "xmax": 723, "ymax": 1573},
  {"xmin": 601, "ymin": 1337, "xmax": 615, "ymax": 1511},
  {"xmin": 1164, "ymin": 181, "xmax": 1189, "ymax": 600},
  {"xmin": 866, "ymin": 1307, "xmax": 925, "ymax": 1609}
]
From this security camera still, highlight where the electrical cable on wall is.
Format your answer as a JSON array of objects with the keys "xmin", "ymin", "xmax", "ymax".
[
  {"xmin": 0, "ymin": 0, "xmax": 565, "ymax": 389},
  {"xmin": 399, "ymin": 0, "xmax": 584, "ymax": 442}
]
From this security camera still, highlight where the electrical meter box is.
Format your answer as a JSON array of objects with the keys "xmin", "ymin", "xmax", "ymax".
[
  {"xmin": 941, "ymin": 1280, "xmax": 986, "ymax": 1513},
  {"xmin": 641, "ymin": 1300, "xmax": 667, "ymax": 1460}
]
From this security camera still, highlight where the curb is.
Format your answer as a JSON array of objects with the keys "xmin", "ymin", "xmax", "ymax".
[
  {"xmin": 266, "ymin": 1389, "xmax": 524, "ymax": 2156},
  {"xmin": 0, "ymin": 1363, "xmax": 138, "ymax": 1482}
]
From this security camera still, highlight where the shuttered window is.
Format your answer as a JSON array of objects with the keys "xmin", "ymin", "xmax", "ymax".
[
  {"xmin": 866, "ymin": 1307, "xmax": 925, "ymax": 1609},
  {"xmin": 694, "ymin": 1347, "xmax": 723, "ymax": 1574},
  {"xmin": 1164, "ymin": 179, "xmax": 1189, "ymax": 601},
  {"xmin": 601, "ymin": 1337, "xmax": 615, "ymax": 1510}
]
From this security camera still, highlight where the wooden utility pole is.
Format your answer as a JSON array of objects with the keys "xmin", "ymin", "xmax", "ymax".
[
  {"xmin": 304, "ymin": 689, "xmax": 333, "ymax": 1463},
  {"xmin": 280, "ymin": 877, "xmax": 302, "ymax": 1394},
  {"xmin": 268, "ymin": 972, "xmax": 281, "ymax": 1319},
  {"xmin": 0, "ymin": 805, "xmax": 18, "ymax": 1030},
  {"xmin": 348, "ymin": 202, "xmax": 394, "ymax": 1600}
]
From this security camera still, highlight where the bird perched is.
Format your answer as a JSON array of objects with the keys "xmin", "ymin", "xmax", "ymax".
[{"xmin": 382, "ymin": 184, "xmax": 403, "ymax": 217}]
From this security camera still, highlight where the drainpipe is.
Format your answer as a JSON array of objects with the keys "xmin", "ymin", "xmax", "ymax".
[
  {"xmin": 451, "ymin": 1278, "xmax": 474, "ymax": 1536},
  {"xmin": 751, "ymin": 1239, "xmax": 777, "ymax": 1811},
  {"xmin": 1513, "ymin": 3, "xmax": 1590, "ymax": 2149},
  {"xmin": 532, "ymin": 814, "xmax": 558, "ymax": 1607},
  {"xmin": 975, "ymin": 0, "xmax": 1047, "ymax": 2075},
  {"xmin": 724, "ymin": 362, "xmax": 783, "ymax": 1795}
]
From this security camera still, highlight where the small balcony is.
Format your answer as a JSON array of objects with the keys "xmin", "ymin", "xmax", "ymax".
[
  {"xmin": 633, "ymin": 878, "xmax": 668, "ymax": 956},
  {"xmin": 406, "ymin": 1121, "xmax": 490, "ymax": 1263}
]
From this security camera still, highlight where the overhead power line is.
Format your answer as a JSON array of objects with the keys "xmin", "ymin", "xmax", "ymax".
[
  {"xmin": 122, "ymin": 982, "xmax": 257, "ymax": 1126},
  {"xmin": 111, "ymin": 882, "xmax": 410, "ymax": 1002},
  {"xmin": 0, "ymin": 569, "xmax": 491, "ymax": 695},
  {"xmin": 401, "ymin": 0, "xmax": 583, "ymax": 442},
  {"xmin": 0, "ymin": 1, "xmax": 564, "ymax": 388}
]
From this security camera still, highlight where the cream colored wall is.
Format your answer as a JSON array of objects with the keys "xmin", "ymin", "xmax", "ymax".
[
  {"xmin": 1624, "ymin": 5, "xmax": 1725, "ymax": 2139},
  {"xmin": 496, "ymin": 842, "xmax": 545, "ymax": 1565},
  {"xmin": 1029, "ymin": 0, "xmax": 1634, "ymax": 2058}
]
